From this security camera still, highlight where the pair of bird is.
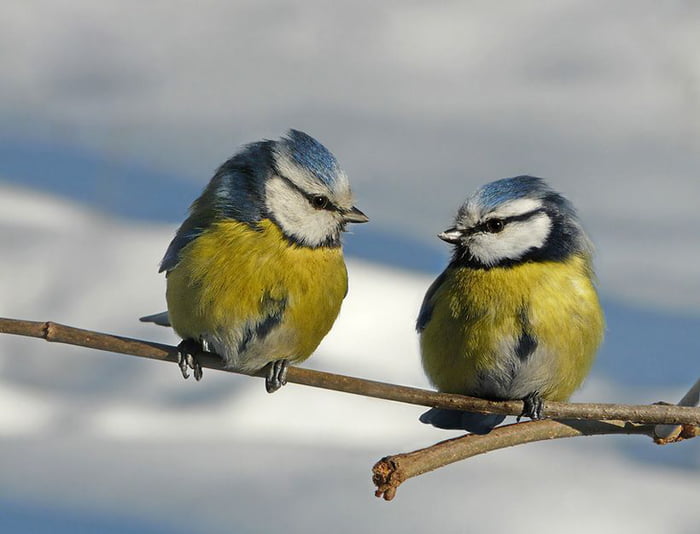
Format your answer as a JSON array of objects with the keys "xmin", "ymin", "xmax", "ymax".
[{"xmin": 142, "ymin": 130, "xmax": 604, "ymax": 434}]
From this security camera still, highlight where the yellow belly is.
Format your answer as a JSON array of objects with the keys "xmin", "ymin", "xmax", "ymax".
[
  {"xmin": 420, "ymin": 254, "xmax": 604, "ymax": 401},
  {"xmin": 165, "ymin": 219, "xmax": 348, "ymax": 369}
]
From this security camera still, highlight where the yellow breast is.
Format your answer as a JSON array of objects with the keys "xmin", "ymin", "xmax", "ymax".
[
  {"xmin": 420, "ymin": 254, "xmax": 604, "ymax": 400},
  {"xmin": 165, "ymin": 219, "xmax": 348, "ymax": 367}
]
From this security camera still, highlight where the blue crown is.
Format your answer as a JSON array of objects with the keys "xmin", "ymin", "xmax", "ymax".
[
  {"xmin": 283, "ymin": 129, "xmax": 342, "ymax": 186},
  {"xmin": 475, "ymin": 176, "xmax": 550, "ymax": 212}
]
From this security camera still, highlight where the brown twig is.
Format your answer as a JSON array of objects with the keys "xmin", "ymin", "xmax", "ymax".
[
  {"xmin": 1, "ymin": 317, "xmax": 699, "ymax": 426},
  {"xmin": 372, "ymin": 418, "xmax": 698, "ymax": 501}
]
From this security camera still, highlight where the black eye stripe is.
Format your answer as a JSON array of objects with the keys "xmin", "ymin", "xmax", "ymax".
[
  {"xmin": 502, "ymin": 208, "xmax": 548, "ymax": 224},
  {"xmin": 276, "ymin": 174, "xmax": 339, "ymax": 212},
  {"xmin": 472, "ymin": 208, "xmax": 547, "ymax": 234}
]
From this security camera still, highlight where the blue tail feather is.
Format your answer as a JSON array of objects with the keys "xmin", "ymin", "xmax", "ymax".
[{"xmin": 420, "ymin": 408, "xmax": 506, "ymax": 434}]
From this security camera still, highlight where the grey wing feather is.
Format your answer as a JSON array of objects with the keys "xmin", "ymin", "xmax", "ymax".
[
  {"xmin": 416, "ymin": 270, "xmax": 448, "ymax": 332},
  {"xmin": 140, "ymin": 311, "xmax": 171, "ymax": 327}
]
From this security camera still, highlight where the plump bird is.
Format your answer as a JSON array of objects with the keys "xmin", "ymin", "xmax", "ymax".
[
  {"xmin": 141, "ymin": 130, "xmax": 368, "ymax": 392},
  {"xmin": 417, "ymin": 176, "xmax": 604, "ymax": 433}
]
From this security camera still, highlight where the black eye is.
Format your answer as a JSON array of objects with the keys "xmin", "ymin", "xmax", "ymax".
[
  {"xmin": 485, "ymin": 219, "xmax": 505, "ymax": 233},
  {"xmin": 311, "ymin": 195, "xmax": 329, "ymax": 209}
]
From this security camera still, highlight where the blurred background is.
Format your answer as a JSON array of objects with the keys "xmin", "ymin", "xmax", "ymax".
[{"xmin": 1, "ymin": 1, "xmax": 699, "ymax": 532}]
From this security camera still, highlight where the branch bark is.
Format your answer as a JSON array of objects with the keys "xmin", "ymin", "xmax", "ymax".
[
  {"xmin": 372, "ymin": 418, "xmax": 698, "ymax": 501},
  {"xmin": 1, "ymin": 317, "xmax": 699, "ymax": 426}
]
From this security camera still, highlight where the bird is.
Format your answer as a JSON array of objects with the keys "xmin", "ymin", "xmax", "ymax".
[
  {"xmin": 141, "ymin": 129, "xmax": 368, "ymax": 392},
  {"xmin": 416, "ymin": 175, "xmax": 604, "ymax": 434}
]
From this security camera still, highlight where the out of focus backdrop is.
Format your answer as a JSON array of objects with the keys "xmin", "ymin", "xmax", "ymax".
[{"xmin": 1, "ymin": 2, "xmax": 698, "ymax": 533}]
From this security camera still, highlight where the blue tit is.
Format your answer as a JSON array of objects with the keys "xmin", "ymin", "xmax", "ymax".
[
  {"xmin": 141, "ymin": 130, "xmax": 368, "ymax": 392},
  {"xmin": 417, "ymin": 176, "xmax": 604, "ymax": 433}
]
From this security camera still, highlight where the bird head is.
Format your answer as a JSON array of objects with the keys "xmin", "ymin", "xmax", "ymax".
[
  {"xmin": 264, "ymin": 129, "xmax": 368, "ymax": 248},
  {"xmin": 191, "ymin": 130, "xmax": 367, "ymax": 248},
  {"xmin": 439, "ymin": 176, "xmax": 591, "ymax": 268}
]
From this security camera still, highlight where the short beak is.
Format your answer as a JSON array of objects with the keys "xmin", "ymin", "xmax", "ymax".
[
  {"xmin": 343, "ymin": 206, "xmax": 369, "ymax": 224},
  {"xmin": 438, "ymin": 227, "xmax": 463, "ymax": 244}
]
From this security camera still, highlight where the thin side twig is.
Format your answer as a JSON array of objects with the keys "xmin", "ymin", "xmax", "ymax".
[
  {"xmin": 1, "ymin": 317, "xmax": 700, "ymax": 426},
  {"xmin": 654, "ymin": 378, "xmax": 700, "ymax": 442},
  {"xmin": 372, "ymin": 418, "xmax": 698, "ymax": 501}
]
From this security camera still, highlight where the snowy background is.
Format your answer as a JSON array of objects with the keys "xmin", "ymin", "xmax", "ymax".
[{"xmin": 1, "ymin": 1, "xmax": 699, "ymax": 532}]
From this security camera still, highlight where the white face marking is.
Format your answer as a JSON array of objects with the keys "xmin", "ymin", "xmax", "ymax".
[
  {"xmin": 460, "ymin": 197, "xmax": 543, "ymax": 225},
  {"xmin": 467, "ymin": 212, "xmax": 552, "ymax": 266},
  {"xmin": 454, "ymin": 195, "xmax": 553, "ymax": 266},
  {"xmin": 266, "ymin": 146, "xmax": 357, "ymax": 247},
  {"xmin": 264, "ymin": 177, "xmax": 344, "ymax": 247}
]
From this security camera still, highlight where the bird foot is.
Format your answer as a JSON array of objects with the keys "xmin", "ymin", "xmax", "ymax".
[
  {"xmin": 177, "ymin": 338, "xmax": 203, "ymax": 381},
  {"xmin": 518, "ymin": 391, "xmax": 544, "ymax": 422},
  {"xmin": 265, "ymin": 359, "xmax": 289, "ymax": 393}
]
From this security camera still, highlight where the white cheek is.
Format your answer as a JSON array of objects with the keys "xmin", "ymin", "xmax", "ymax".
[
  {"xmin": 469, "ymin": 213, "xmax": 552, "ymax": 266},
  {"xmin": 265, "ymin": 178, "xmax": 340, "ymax": 247}
]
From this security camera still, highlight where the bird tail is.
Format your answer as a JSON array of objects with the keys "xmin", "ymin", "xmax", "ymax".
[
  {"xmin": 419, "ymin": 408, "xmax": 505, "ymax": 434},
  {"xmin": 139, "ymin": 311, "xmax": 171, "ymax": 327}
]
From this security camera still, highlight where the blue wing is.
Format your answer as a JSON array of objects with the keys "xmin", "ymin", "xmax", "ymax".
[
  {"xmin": 159, "ymin": 222, "xmax": 206, "ymax": 273},
  {"xmin": 159, "ymin": 141, "xmax": 272, "ymax": 273},
  {"xmin": 416, "ymin": 270, "xmax": 448, "ymax": 332}
]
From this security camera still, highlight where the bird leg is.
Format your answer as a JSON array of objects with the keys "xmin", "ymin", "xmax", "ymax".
[
  {"xmin": 265, "ymin": 359, "xmax": 289, "ymax": 393},
  {"xmin": 518, "ymin": 391, "xmax": 544, "ymax": 421},
  {"xmin": 177, "ymin": 338, "xmax": 204, "ymax": 381}
]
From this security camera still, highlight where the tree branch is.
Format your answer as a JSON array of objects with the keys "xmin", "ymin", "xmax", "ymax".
[
  {"xmin": 1, "ymin": 317, "xmax": 699, "ymax": 426},
  {"xmin": 372, "ymin": 418, "xmax": 698, "ymax": 501},
  {"xmin": 2, "ymin": 316, "xmax": 698, "ymax": 502}
]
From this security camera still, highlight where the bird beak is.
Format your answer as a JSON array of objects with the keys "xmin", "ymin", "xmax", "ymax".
[
  {"xmin": 438, "ymin": 227, "xmax": 463, "ymax": 244},
  {"xmin": 342, "ymin": 206, "xmax": 369, "ymax": 224}
]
